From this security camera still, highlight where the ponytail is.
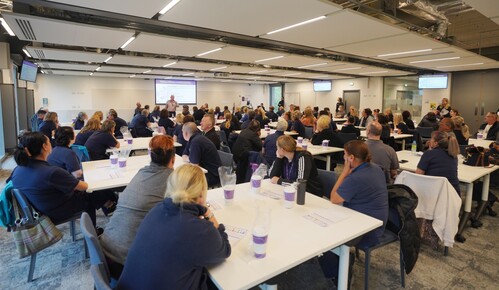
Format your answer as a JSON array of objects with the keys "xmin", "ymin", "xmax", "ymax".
[
  {"xmin": 165, "ymin": 164, "xmax": 208, "ymax": 205},
  {"xmin": 431, "ymin": 131, "xmax": 459, "ymax": 158},
  {"xmin": 14, "ymin": 132, "xmax": 47, "ymax": 166},
  {"xmin": 447, "ymin": 135, "xmax": 459, "ymax": 158}
]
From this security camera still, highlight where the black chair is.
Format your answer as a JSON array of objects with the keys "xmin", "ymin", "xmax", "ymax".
[
  {"xmin": 220, "ymin": 144, "xmax": 231, "ymax": 153},
  {"xmin": 218, "ymin": 150, "xmax": 234, "ymax": 169},
  {"xmin": 317, "ymin": 169, "xmax": 336, "ymax": 199},
  {"xmin": 12, "ymin": 189, "xmax": 81, "ymax": 282},
  {"xmin": 416, "ymin": 127, "xmax": 433, "ymax": 143},
  {"xmin": 304, "ymin": 126, "xmax": 314, "ymax": 139},
  {"xmin": 218, "ymin": 129, "xmax": 228, "ymax": 145},
  {"xmin": 336, "ymin": 132, "xmax": 358, "ymax": 146}
]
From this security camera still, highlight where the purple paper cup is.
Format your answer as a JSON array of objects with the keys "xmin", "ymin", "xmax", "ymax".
[
  {"xmin": 118, "ymin": 158, "xmax": 127, "ymax": 168},
  {"xmin": 110, "ymin": 155, "xmax": 118, "ymax": 165},
  {"xmin": 302, "ymin": 144, "xmax": 308, "ymax": 150},
  {"xmin": 127, "ymin": 138, "xmax": 133, "ymax": 145},
  {"xmin": 297, "ymin": 137, "xmax": 303, "ymax": 144},
  {"xmin": 322, "ymin": 140, "xmax": 329, "ymax": 147},
  {"xmin": 252, "ymin": 231, "xmax": 268, "ymax": 259},
  {"xmin": 284, "ymin": 187, "xmax": 296, "ymax": 209},
  {"xmin": 251, "ymin": 175, "xmax": 262, "ymax": 189}
]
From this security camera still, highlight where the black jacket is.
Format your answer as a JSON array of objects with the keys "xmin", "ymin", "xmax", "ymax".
[
  {"xmin": 387, "ymin": 184, "xmax": 420, "ymax": 274},
  {"xmin": 478, "ymin": 121, "xmax": 498, "ymax": 141}
]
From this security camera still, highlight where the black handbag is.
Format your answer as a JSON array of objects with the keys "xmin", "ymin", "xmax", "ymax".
[
  {"xmin": 11, "ymin": 196, "xmax": 63, "ymax": 258},
  {"xmin": 463, "ymin": 145, "xmax": 490, "ymax": 167}
]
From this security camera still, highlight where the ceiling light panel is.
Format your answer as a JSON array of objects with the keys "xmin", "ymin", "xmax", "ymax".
[
  {"xmin": 159, "ymin": 0, "xmax": 341, "ymax": 36},
  {"xmin": 263, "ymin": 9, "xmax": 406, "ymax": 48},
  {"xmin": 47, "ymin": 0, "xmax": 167, "ymax": 18},
  {"xmin": 2, "ymin": 13, "xmax": 135, "ymax": 49},
  {"xmin": 25, "ymin": 47, "xmax": 111, "ymax": 63},
  {"xmin": 328, "ymin": 33, "xmax": 447, "ymax": 59},
  {"xmin": 125, "ymin": 33, "xmax": 221, "ymax": 57},
  {"xmin": 38, "ymin": 62, "xmax": 98, "ymax": 71},
  {"xmin": 254, "ymin": 54, "xmax": 334, "ymax": 68},
  {"xmin": 149, "ymin": 69, "xmax": 191, "ymax": 76},
  {"xmin": 49, "ymin": 70, "xmax": 95, "ymax": 76},
  {"xmin": 391, "ymin": 47, "xmax": 483, "ymax": 65},
  {"xmin": 198, "ymin": 46, "xmax": 284, "ymax": 63},
  {"xmin": 417, "ymin": 55, "xmax": 495, "ymax": 70},
  {"xmin": 168, "ymin": 61, "xmax": 227, "ymax": 70},
  {"xmin": 93, "ymin": 72, "xmax": 132, "ymax": 78},
  {"xmin": 107, "ymin": 55, "xmax": 175, "ymax": 67},
  {"xmin": 98, "ymin": 66, "xmax": 148, "ymax": 73}
]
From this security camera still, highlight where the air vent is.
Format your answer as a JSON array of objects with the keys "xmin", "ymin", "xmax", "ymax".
[
  {"xmin": 15, "ymin": 18, "xmax": 36, "ymax": 40},
  {"xmin": 34, "ymin": 49, "xmax": 46, "ymax": 59},
  {"xmin": 40, "ymin": 62, "xmax": 51, "ymax": 69}
]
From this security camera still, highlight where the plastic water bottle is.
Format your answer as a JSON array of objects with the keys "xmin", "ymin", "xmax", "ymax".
[{"xmin": 411, "ymin": 140, "xmax": 417, "ymax": 154}]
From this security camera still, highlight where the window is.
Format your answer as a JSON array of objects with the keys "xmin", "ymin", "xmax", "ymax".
[
  {"xmin": 269, "ymin": 84, "xmax": 283, "ymax": 109},
  {"xmin": 383, "ymin": 76, "xmax": 422, "ymax": 121}
]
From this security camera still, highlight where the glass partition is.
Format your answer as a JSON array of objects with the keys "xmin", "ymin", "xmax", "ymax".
[{"xmin": 383, "ymin": 76, "xmax": 422, "ymax": 122}]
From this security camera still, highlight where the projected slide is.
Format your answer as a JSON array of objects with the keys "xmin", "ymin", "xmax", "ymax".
[{"xmin": 155, "ymin": 79, "xmax": 197, "ymax": 104}]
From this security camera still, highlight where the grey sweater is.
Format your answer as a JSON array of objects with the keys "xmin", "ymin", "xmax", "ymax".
[{"xmin": 100, "ymin": 163, "xmax": 173, "ymax": 265}]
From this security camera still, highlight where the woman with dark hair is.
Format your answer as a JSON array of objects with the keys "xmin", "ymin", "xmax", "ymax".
[
  {"xmin": 117, "ymin": 164, "xmax": 230, "ymax": 289},
  {"xmin": 39, "ymin": 111, "xmax": 59, "ymax": 146},
  {"xmin": 376, "ymin": 113, "xmax": 392, "ymax": 140},
  {"xmin": 419, "ymin": 112, "xmax": 439, "ymax": 130},
  {"xmin": 75, "ymin": 118, "xmax": 101, "ymax": 146},
  {"xmin": 158, "ymin": 108, "xmax": 175, "ymax": 129},
  {"xmin": 232, "ymin": 120, "xmax": 262, "ymax": 183},
  {"xmin": 416, "ymin": 131, "xmax": 460, "ymax": 195},
  {"xmin": 101, "ymin": 135, "xmax": 176, "ymax": 277},
  {"xmin": 73, "ymin": 112, "xmax": 88, "ymax": 130},
  {"xmin": 10, "ymin": 132, "xmax": 107, "ymax": 228},
  {"xmin": 358, "ymin": 108, "xmax": 374, "ymax": 128},
  {"xmin": 48, "ymin": 126, "xmax": 82, "ymax": 179},
  {"xmin": 173, "ymin": 114, "xmax": 194, "ymax": 155},
  {"xmin": 322, "ymin": 140, "xmax": 388, "ymax": 281},
  {"xmin": 214, "ymin": 106, "xmax": 222, "ymax": 119},
  {"xmin": 269, "ymin": 135, "xmax": 322, "ymax": 196},
  {"xmin": 84, "ymin": 120, "xmax": 120, "ymax": 160},
  {"xmin": 402, "ymin": 110, "xmax": 415, "ymax": 129},
  {"xmin": 149, "ymin": 105, "xmax": 161, "ymax": 122}
]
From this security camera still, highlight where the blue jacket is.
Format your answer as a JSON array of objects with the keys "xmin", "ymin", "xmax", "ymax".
[{"xmin": 0, "ymin": 181, "xmax": 14, "ymax": 228}]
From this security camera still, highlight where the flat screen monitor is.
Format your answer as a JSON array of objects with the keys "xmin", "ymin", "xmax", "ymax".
[
  {"xmin": 155, "ymin": 79, "xmax": 197, "ymax": 105},
  {"xmin": 19, "ymin": 60, "xmax": 38, "ymax": 83},
  {"xmin": 313, "ymin": 81, "xmax": 332, "ymax": 92},
  {"xmin": 418, "ymin": 74, "xmax": 448, "ymax": 89}
]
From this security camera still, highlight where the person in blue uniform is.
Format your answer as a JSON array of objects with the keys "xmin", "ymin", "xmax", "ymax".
[
  {"xmin": 84, "ymin": 120, "xmax": 120, "ymax": 160},
  {"xmin": 107, "ymin": 109, "xmax": 128, "ymax": 139},
  {"xmin": 47, "ymin": 126, "xmax": 82, "ymax": 179}
]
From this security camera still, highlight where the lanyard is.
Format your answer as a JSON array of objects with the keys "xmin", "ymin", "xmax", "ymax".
[{"xmin": 284, "ymin": 157, "xmax": 295, "ymax": 180}]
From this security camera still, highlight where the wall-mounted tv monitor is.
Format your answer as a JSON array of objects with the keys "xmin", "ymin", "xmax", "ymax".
[
  {"xmin": 155, "ymin": 79, "xmax": 197, "ymax": 105},
  {"xmin": 313, "ymin": 80, "xmax": 332, "ymax": 92},
  {"xmin": 418, "ymin": 74, "xmax": 448, "ymax": 89},
  {"xmin": 19, "ymin": 60, "xmax": 38, "ymax": 83}
]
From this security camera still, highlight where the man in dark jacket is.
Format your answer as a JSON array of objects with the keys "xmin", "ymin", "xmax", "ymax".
[
  {"xmin": 200, "ymin": 114, "xmax": 220, "ymax": 150},
  {"xmin": 265, "ymin": 106, "xmax": 279, "ymax": 122},
  {"xmin": 476, "ymin": 112, "xmax": 498, "ymax": 140}
]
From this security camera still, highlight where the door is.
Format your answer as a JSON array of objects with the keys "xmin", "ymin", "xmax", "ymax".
[
  {"xmin": 269, "ymin": 84, "xmax": 283, "ymax": 108},
  {"xmin": 343, "ymin": 90, "xmax": 360, "ymax": 112}
]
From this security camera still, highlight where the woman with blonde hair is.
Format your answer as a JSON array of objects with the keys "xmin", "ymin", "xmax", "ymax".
[
  {"xmin": 221, "ymin": 112, "xmax": 238, "ymax": 139},
  {"xmin": 91, "ymin": 110, "xmax": 104, "ymax": 122},
  {"xmin": 393, "ymin": 112, "xmax": 410, "ymax": 134},
  {"xmin": 75, "ymin": 118, "xmax": 101, "ymax": 145},
  {"xmin": 301, "ymin": 107, "xmax": 317, "ymax": 130},
  {"xmin": 436, "ymin": 98, "xmax": 452, "ymax": 118},
  {"xmin": 452, "ymin": 116, "xmax": 470, "ymax": 145},
  {"xmin": 117, "ymin": 164, "xmax": 231, "ymax": 289},
  {"xmin": 311, "ymin": 115, "xmax": 341, "ymax": 148},
  {"xmin": 255, "ymin": 107, "xmax": 270, "ymax": 128},
  {"xmin": 269, "ymin": 135, "xmax": 322, "ymax": 196},
  {"xmin": 346, "ymin": 106, "xmax": 359, "ymax": 126},
  {"xmin": 416, "ymin": 131, "xmax": 460, "ymax": 195},
  {"xmin": 290, "ymin": 110, "xmax": 306, "ymax": 137}
]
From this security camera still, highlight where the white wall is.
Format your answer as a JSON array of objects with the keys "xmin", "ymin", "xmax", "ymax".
[
  {"xmin": 284, "ymin": 77, "xmax": 383, "ymax": 111},
  {"xmin": 33, "ymin": 75, "xmax": 268, "ymax": 123}
]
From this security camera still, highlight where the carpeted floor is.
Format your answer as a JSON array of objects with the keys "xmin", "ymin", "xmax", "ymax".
[{"xmin": 0, "ymin": 156, "xmax": 497, "ymax": 290}]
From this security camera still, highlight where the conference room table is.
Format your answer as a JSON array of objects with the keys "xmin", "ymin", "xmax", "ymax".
[
  {"xmin": 206, "ymin": 180, "xmax": 382, "ymax": 290},
  {"xmin": 296, "ymin": 143, "xmax": 344, "ymax": 169},
  {"xmin": 468, "ymin": 138, "xmax": 495, "ymax": 148},
  {"xmin": 82, "ymin": 154, "xmax": 206, "ymax": 192},
  {"xmin": 234, "ymin": 129, "xmax": 299, "ymax": 139},
  {"xmin": 268, "ymin": 118, "xmax": 347, "ymax": 128},
  {"xmin": 106, "ymin": 137, "xmax": 181, "ymax": 153},
  {"xmin": 396, "ymin": 150, "xmax": 498, "ymax": 237},
  {"xmin": 360, "ymin": 131, "xmax": 413, "ymax": 148}
]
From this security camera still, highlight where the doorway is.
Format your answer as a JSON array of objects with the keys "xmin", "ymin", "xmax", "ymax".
[{"xmin": 343, "ymin": 90, "xmax": 360, "ymax": 112}]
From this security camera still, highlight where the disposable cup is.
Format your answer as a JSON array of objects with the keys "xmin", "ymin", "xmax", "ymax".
[
  {"xmin": 297, "ymin": 137, "xmax": 303, "ymax": 144},
  {"xmin": 118, "ymin": 157, "xmax": 127, "ymax": 168},
  {"xmin": 283, "ymin": 186, "xmax": 296, "ymax": 209},
  {"xmin": 322, "ymin": 140, "xmax": 329, "ymax": 147},
  {"xmin": 223, "ymin": 185, "xmax": 235, "ymax": 205},
  {"xmin": 110, "ymin": 155, "xmax": 118, "ymax": 168},
  {"xmin": 251, "ymin": 175, "xmax": 262, "ymax": 194},
  {"xmin": 252, "ymin": 226, "xmax": 268, "ymax": 259}
]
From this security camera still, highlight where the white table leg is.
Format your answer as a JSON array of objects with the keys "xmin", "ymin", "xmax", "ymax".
[
  {"xmin": 464, "ymin": 183, "xmax": 473, "ymax": 212},
  {"xmin": 326, "ymin": 155, "xmax": 331, "ymax": 171},
  {"xmin": 481, "ymin": 174, "xmax": 490, "ymax": 202},
  {"xmin": 331, "ymin": 245, "xmax": 350, "ymax": 290},
  {"xmin": 401, "ymin": 139, "xmax": 406, "ymax": 149}
]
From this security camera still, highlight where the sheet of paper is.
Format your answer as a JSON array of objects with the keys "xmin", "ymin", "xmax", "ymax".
[
  {"xmin": 224, "ymin": 224, "xmax": 248, "ymax": 246},
  {"xmin": 303, "ymin": 209, "xmax": 348, "ymax": 227},
  {"xmin": 259, "ymin": 187, "xmax": 283, "ymax": 200},
  {"xmin": 207, "ymin": 200, "xmax": 222, "ymax": 211}
]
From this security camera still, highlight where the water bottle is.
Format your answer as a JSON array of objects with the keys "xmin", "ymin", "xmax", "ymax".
[{"xmin": 411, "ymin": 140, "xmax": 417, "ymax": 154}]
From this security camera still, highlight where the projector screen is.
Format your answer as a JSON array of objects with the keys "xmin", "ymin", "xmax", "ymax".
[
  {"xmin": 19, "ymin": 60, "xmax": 38, "ymax": 83},
  {"xmin": 418, "ymin": 74, "xmax": 448, "ymax": 89},
  {"xmin": 155, "ymin": 79, "xmax": 197, "ymax": 105},
  {"xmin": 313, "ymin": 81, "xmax": 332, "ymax": 92}
]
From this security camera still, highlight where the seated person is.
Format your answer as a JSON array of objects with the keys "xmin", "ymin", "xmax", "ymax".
[
  {"xmin": 322, "ymin": 140, "xmax": 388, "ymax": 281},
  {"xmin": 84, "ymin": 120, "xmax": 120, "ymax": 160},
  {"xmin": 220, "ymin": 112, "xmax": 239, "ymax": 140},
  {"xmin": 263, "ymin": 119, "xmax": 287, "ymax": 165},
  {"xmin": 269, "ymin": 135, "xmax": 322, "ymax": 196},
  {"xmin": 311, "ymin": 115, "xmax": 341, "ymax": 147},
  {"xmin": 193, "ymin": 105, "xmax": 205, "ymax": 122},
  {"xmin": 130, "ymin": 109, "xmax": 152, "ymax": 137},
  {"xmin": 74, "ymin": 118, "xmax": 101, "ymax": 146},
  {"xmin": 39, "ymin": 111, "xmax": 59, "ymax": 146},
  {"xmin": 47, "ymin": 126, "xmax": 82, "ymax": 179},
  {"xmin": 300, "ymin": 107, "xmax": 317, "ymax": 131},
  {"xmin": 340, "ymin": 116, "xmax": 360, "ymax": 137},
  {"xmin": 232, "ymin": 120, "xmax": 262, "ymax": 183},
  {"xmin": 107, "ymin": 109, "xmax": 128, "ymax": 139},
  {"xmin": 173, "ymin": 114, "xmax": 194, "ymax": 155},
  {"xmin": 73, "ymin": 112, "xmax": 87, "ymax": 130},
  {"xmin": 100, "ymin": 135, "xmax": 176, "ymax": 277},
  {"xmin": 416, "ymin": 131, "xmax": 460, "ymax": 195},
  {"xmin": 200, "ymin": 114, "xmax": 220, "ymax": 150},
  {"xmin": 335, "ymin": 105, "xmax": 346, "ymax": 118},
  {"xmin": 476, "ymin": 112, "xmax": 498, "ymax": 140},
  {"xmin": 393, "ymin": 113, "xmax": 409, "ymax": 134},
  {"xmin": 182, "ymin": 122, "xmax": 222, "ymax": 187},
  {"xmin": 358, "ymin": 108, "xmax": 374, "ymax": 128},
  {"xmin": 418, "ymin": 112, "xmax": 439, "ymax": 130},
  {"xmin": 255, "ymin": 108, "xmax": 270, "ymax": 128},
  {"xmin": 452, "ymin": 116, "xmax": 470, "ymax": 145},
  {"xmin": 117, "ymin": 164, "xmax": 231, "ymax": 290},
  {"xmin": 290, "ymin": 110, "xmax": 306, "ymax": 138},
  {"xmin": 265, "ymin": 106, "xmax": 279, "ymax": 121},
  {"xmin": 10, "ymin": 132, "xmax": 111, "ymax": 229},
  {"xmin": 402, "ymin": 110, "xmax": 415, "ymax": 130},
  {"xmin": 158, "ymin": 108, "xmax": 175, "ymax": 129},
  {"xmin": 365, "ymin": 122, "xmax": 399, "ymax": 184},
  {"xmin": 241, "ymin": 110, "xmax": 256, "ymax": 129}
]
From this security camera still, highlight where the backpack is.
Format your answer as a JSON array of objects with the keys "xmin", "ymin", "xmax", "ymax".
[{"xmin": 0, "ymin": 181, "xmax": 15, "ymax": 228}]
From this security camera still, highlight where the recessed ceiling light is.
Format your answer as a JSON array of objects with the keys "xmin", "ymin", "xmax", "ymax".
[
  {"xmin": 159, "ymin": 0, "xmax": 181, "ymax": 15},
  {"xmin": 410, "ymin": 57, "xmax": 460, "ymax": 64},
  {"xmin": 130, "ymin": 74, "xmax": 136, "ymax": 78},
  {"xmin": 377, "ymin": 49, "xmax": 432, "ymax": 57},
  {"xmin": 282, "ymin": 73, "xmax": 302, "ymax": 76},
  {"xmin": 0, "ymin": 18, "xmax": 15, "ymax": 36},
  {"xmin": 297, "ymin": 62, "xmax": 328, "ymax": 69},
  {"xmin": 359, "ymin": 71, "xmax": 388, "ymax": 75},
  {"xmin": 104, "ymin": 56, "xmax": 113, "ymax": 63},
  {"xmin": 196, "ymin": 48, "xmax": 222, "ymax": 57},
  {"xmin": 163, "ymin": 61, "xmax": 177, "ymax": 67},
  {"xmin": 143, "ymin": 70, "xmax": 151, "ymax": 74},
  {"xmin": 120, "ymin": 36, "xmax": 136, "ymax": 49},
  {"xmin": 182, "ymin": 72, "xmax": 194, "ymax": 76},
  {"xmin": 255, "ymin": 56, "xmax": 284, "ymax": 63},
  {"xmin": 266, "ymin": 16, "xmax": 326, "ymax": 35},
  {"xmin": 22, "ymin": 48, "xmax": 31, "ymax": 58},
  {"xmin": 249, "ymin": 70, "xmax": 268, "ymax": 74},
  {"xmin": 89, "ymin": 72, "xmax": 94, "ymax": 76},
  {"xmin": 209, "ymin": 66, "xmax": 228, "ymax": 71},
  {"xmin": 96, "ymin": 67, "xmax": 101, "ymax": 71},
  {"xmin": 436, "ymin": 62, "xmax": 484, "ymax": 68},
  {"xmin": 334, "ymin": 67, "xmax": 362, "ymax": 71}
]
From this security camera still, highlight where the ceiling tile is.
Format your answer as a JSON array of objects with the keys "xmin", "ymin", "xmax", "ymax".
[
  {"xmin": 107, "ymin": 55, "xmax": 175, "ymax": 67},
  {"xmin": 39, "ymin": 62, "xmax": 98, "ymax": 71},
  {"xmin": 199, "ymin": 46, "xmax": 284, "ymax": 63},
  {"xmin": 159, "ymin": 0, "xmax": 341, "ymax": 36},
  {"xmin": 99, "ymin": 66, "xmax": 148, "ymax": 73},
  {"xmin": 47, "ymin": 0, "xmax": 168, "ymax": 18},
  {"xmin": 26, "ymin": 47, "xmax": 110, "ymax": 63}
]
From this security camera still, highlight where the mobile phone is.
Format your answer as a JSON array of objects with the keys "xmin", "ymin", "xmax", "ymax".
[{"xmin": 399, "ymin": 160, "xmax": 408, "ymax": 163}]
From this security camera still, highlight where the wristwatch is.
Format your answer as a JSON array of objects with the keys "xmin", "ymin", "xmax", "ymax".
[{"xmin": 205, "ymin": 212, "xmax": 214, "ymax": 220}]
